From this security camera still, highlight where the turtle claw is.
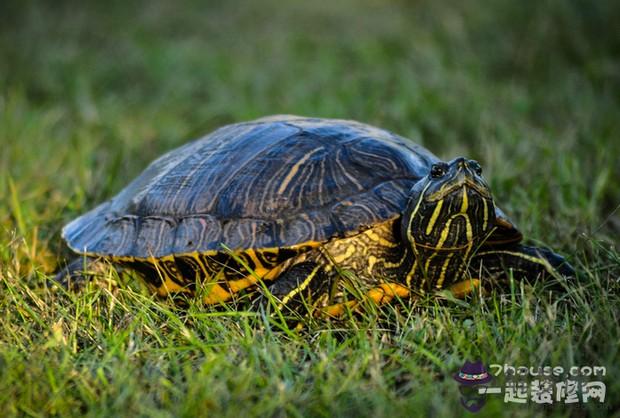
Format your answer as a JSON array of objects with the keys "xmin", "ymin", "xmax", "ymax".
[
  {"xmin": 448, "ymin": 278, "xmax": 481, "ymax": 298},
  {"xmin": 470, "ymin": 244, "xmax": 576, "ymax": 289}
]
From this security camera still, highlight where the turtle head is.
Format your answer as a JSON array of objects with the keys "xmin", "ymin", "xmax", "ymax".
[{"xmin": 403, "ymin": 157, "xmax": 496, "ymax": 255}]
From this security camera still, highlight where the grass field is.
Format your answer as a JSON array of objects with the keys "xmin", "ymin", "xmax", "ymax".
[{"xmin": 1, "ymin": 0, "xmax": 619, "ymax": 416}]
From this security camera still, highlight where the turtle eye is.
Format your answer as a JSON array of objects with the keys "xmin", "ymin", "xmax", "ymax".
[
  {"xmin": 430, "ymin": 162, "xmax": 448, "ymax": 178},
  {"xmin": 469, "ymin": 160, "xmax": 482, "ymax": 175}
]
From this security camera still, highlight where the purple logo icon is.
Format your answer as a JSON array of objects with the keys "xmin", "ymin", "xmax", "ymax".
[{"xmin": 453, "ymin": 360, "xmax": 493, "ymax": 412}]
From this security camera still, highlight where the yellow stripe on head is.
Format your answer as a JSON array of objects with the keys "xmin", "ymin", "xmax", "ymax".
[
  {"xmin": 482, "ymin": 199, "xmax": 489, "ymax": 231},
  {"xmin": 406, "ymin": 182, "xmax": 433, "ymax": 246},
  {"xmin": 460, "ymin": 186, "xmax": 468, "ymax": 213},
  {"xmin": 464, "ymin": 214, "xmax": 473, "ymax": 242},
  {"xmin": 435, "ymin": 253, "xmax": 454, "ymax": 289},
  {"xmin": 425, "ymin": 199, "xmax": 444, "ymax": 236},
  {"xmin": 435, "ymin": 217, "xmax": 454, "ymax": 249}
]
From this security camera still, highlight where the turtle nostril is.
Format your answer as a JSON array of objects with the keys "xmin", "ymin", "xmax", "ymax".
[{"xmin": 455, "ymin": 157, "xmax": 467, "ymax": 170}]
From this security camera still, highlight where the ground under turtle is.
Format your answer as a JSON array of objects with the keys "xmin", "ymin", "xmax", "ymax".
[{"xmin": 59, "ymin": 115, "xmax": 574, "ymax": 315}]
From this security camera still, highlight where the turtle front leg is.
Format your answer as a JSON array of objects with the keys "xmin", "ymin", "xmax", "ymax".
[
  {"xmin": 470, "ymin": 244, "xmax": 575, "ymax": 285},
  {"xmin": 254, "ymin": 261, "xmax": 332, "ymax": 314}
]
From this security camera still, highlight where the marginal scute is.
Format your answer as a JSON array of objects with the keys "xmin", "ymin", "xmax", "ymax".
[
  {"xmin": 134, "ymin": 216, "xmax": 177, "ymax": 257},
  {"xmin": 102, "ymin": 215, "xmax": 138, "ymax": 255},
  {"xmin": 171, "ymin": 215, "xmax": 220, "ymax": 254}
]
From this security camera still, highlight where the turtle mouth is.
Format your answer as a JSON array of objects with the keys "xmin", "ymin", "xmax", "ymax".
[{"xmin": 427, "ymin": 177, "xmax": 491, "ymax": 202}]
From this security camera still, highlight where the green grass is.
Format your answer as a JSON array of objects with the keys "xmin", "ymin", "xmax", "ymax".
[{"xmin": 1, "ymin": 0, "xmax": 619, "ymax": 416}]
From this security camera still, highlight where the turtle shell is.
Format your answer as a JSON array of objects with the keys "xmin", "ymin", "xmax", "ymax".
[{"xmin": 62, "ymin": 115, "xmax": 518, "ymax": 259}]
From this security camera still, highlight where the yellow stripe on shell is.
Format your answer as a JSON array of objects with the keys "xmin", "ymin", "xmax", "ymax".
[{"xmin": 277, "ymin": 147, "xmax": 324, "ymax": 194}]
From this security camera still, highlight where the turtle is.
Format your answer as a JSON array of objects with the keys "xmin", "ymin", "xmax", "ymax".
[{"xmin": 58, "ymin": 115, "xmax": 574, "ymax": 316}]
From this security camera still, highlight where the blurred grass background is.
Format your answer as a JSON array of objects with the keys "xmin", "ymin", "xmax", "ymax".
[{"xmin": 0, "ymin": 0, "xmax": 619, "ymax": 417}]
